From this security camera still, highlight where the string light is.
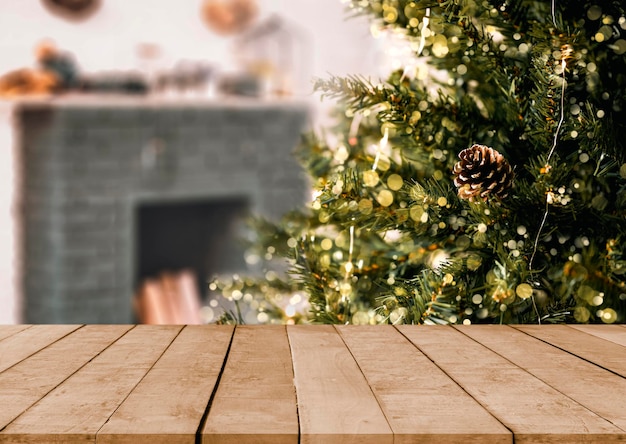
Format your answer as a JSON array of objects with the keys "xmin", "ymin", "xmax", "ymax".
[
  {"xmin": 372, "ymin": 127, "xmax": 389, "ymax": 170},
  {"xmin": 416, "ymin": 8, "xmax": 431, "ymax": 56},
  {"xmin": 530, "ymin": 46, "xmax": 568, "ymax": 287},
  {"xmin": 531, "ymin": 45, "xmax": 570, "ymax": 270},
  {"xmin": 400, "ymin": 63, "xmax": 416, "ymax": 82},
  {"xmin": 528, "ymin": 33, "xmax": 572, "ymax": 324},
  {"xmin": 340, "ymin": 225, "xmax": 356, "ymax": 308},
  {"xmin": 546, "ymin": 44, "xmax": 572, "ymax": 163},
  {"xmin": 348, "ymin": 112, "xmax": 363, "ymax": 146},
  {"xmin": 346, "ymin": 225, "xmax": 355, "ymax": 277},
  {"xmin": 400, "ymin": 8, "xmax": 430, "ymax": 82},
  {"xmin": 528, "ymin": 199, "xmax": 550, "ymax": 288}
]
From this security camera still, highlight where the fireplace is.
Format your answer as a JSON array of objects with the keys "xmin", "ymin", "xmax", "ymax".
[
  {"xmin": 14, "ymin": 97, "xmax": 309, "ymax": 323},
  {"xmin": 135, "ymin": 197, "xmax": 248, "ymax": 305}
]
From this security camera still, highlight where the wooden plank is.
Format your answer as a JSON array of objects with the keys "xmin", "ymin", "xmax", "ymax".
[
  {"xmin": 0, "ymin": 325, "xmax": 31, "ymax": 342},
  {"xmin": 337, "ymin": 325, "xmax": 511, "ymax": 444},
  {"xmin": 516, "ymin": 324, "xmax": 626, "ymax": 378},
  {"xmin": 398, "ymin": 325, "xmax": 625, "ymax": 443},
  {"xmin": 0, "ymin": 324, "xmax": 80, "ymax": 373},
  {"xmin": 456, "ymin": 325, "xmax": 626, "ymax": 432},
  {"xmin": 97, "ymin": 325, "xmax": 234, "ymax": 444},
  {"xmin": 567, "ymin": 324, "xmax": 626, "ymax": 347},
  {"xmin": 202, "ymin": 325, "xmax": 298, "ymax": 444},
  {"xmin": 287, "ymin": 325, "xmax": 392, "ymax": 444},
  {"xmin": 0, "ymin": 325, "xmax": 181, "ymax": 443},
  {"xmin": 0, "ymin": 325, "xmax": 133, "ymax": 431}
]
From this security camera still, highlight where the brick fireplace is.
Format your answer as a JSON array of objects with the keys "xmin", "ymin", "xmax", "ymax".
[{"xmin": 14, "ymin": 97, "xmax": 309, "ymax": 323}]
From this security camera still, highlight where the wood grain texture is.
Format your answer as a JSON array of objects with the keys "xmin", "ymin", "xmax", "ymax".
[
  {"xmin": 0, "ymin": 325, "xmax": 181, "ymax": 444},
  {"xmin": 515, "ymin": 324, "xmax": 626, "ymax": 378},
  {"xmin": 202, "ymin": 325, "xmax": 298, "ymax": 444},
  {"xmin": 0, "ymin": 324, "xmax": 80, "ymax": 373},
  {"xmin": 0, "ymin": 324, "xmax": 624, "ymax": 443},
  {"xmin": 288, "ymin": 325, "xmax": 392, "ymax": 444},
  {"xmin": 0, "ymin": 324, "xmax": 31, "ymax": 342},
  {"xmin": 456, "ymin": 325, "xmax": 626, "ymax": 432},
  {"xmin": 567, "ymin": 324, "xmax": 626, "ymax": 347},
  {"xmin": 337, "ymin": 325, "xmax": 511, "ymax": 444},
  {"xmin": 97, "ymin": 325, "xmax": 234, "ymax": 444},
  {"xmin": 398, "ymin": 325, "xmax": 625, "ymax": 443},
  {"xmin": 0, "ymin": 325, "xmax": 133, "ymax": 432}
]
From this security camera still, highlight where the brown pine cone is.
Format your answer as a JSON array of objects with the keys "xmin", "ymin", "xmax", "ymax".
[{"xmin": 453, "ymin": 144, "xmax": 514, "ymax": 201}]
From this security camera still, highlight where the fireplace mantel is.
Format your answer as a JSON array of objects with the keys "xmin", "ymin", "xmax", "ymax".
[
  {"xmin": 13, "ymin": 94, "xmax": 312, "ymax": 110},
  {"xmin": 12, "ymin": 95, "xmax": 311, "ymax": 323}
]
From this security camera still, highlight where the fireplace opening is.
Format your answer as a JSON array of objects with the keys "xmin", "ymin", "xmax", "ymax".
[{"xmin": 134, "ymin": 197, "xmax": 249, "ymax": 323}]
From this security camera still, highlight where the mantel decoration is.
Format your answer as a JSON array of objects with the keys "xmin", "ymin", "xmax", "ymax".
[
  {"xmin": 211, "ymin": 0, "xmax": 626, "ymax": 326},
  {"xmin": 40, "ymin": 0, "xmax": 102, "ymax": 21}
]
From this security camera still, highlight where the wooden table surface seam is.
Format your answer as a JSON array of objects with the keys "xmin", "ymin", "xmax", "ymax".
[{"xmin": 0, "ymin": 324, "xmax": 624, "ymax": 443}]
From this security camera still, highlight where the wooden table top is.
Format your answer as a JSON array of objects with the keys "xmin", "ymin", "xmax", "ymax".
[{"xmin": 0, "ymin": 324, "xmax": 625, "ymax": 443}]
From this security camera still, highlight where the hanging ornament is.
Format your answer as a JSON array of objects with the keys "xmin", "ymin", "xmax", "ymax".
[
  {"xmin": 453, "ymin": 144, "xmax": 514, "ymax": 201},
  {"xmin": 40, "ymin": 0, "xmax": 102, "ymax": 21},
  {"xmin": 201, "ymin": 0, "xmax": 258, "ymax": 36}
]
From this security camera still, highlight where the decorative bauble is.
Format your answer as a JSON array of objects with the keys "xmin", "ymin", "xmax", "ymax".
[
  {"xmin": 201, "ymin": 0, "xmax": 258, "ymax": 36},
  {"xmin": 453, "ymin": 144, "xmax": 514, "ymax": 201},
  {"xmin": 40, "ymin": 0, "xmax": 101, "ymax": 21}
]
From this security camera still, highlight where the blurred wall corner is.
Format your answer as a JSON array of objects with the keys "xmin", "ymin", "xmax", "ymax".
[{"xmin": 0, "ymin": 103, "xmax": 18, "ymax": 324}]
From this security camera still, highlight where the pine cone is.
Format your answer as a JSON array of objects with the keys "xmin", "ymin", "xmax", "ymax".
[{"xmin": 453, "ymin": 144, "xmax": 514, "ymax": 201}]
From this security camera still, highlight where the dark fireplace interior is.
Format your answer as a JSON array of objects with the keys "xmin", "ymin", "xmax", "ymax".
[{"xmin": 135, "ymin": 197, "xmax": 250, "ymax": 305}]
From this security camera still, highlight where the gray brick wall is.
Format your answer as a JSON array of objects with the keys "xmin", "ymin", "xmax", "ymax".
[{"xmin": 15, "ymin": 99, "xmax": 310, "ymax": 323}]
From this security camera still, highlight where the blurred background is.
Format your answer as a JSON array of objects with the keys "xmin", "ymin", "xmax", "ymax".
[
  {"xmin": 0, "ymin": 0, "xmax": 388, "ymax": 112},
  {"xmin": 0, "ymin": 0, "xmax": 395, "ymax": 324}
]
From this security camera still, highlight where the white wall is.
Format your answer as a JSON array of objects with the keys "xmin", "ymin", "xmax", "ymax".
[
  {"xmin": 0, "ymin": 0, "xmax": 386, "ymax": 323},
  {"xmin": 0, "ymin": 0, "xmax": 379, "ymax": 95}
]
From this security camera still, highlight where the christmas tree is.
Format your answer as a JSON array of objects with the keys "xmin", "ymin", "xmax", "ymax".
[{"xmin": 212, "ymin": 0, "xmax": 626, "ymax": 325}]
